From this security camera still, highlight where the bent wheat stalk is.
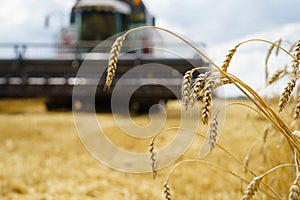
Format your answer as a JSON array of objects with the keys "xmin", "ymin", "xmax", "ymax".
[{"xmin": 164, "ymin": 159, "xmax": 280, "ymax": 199}]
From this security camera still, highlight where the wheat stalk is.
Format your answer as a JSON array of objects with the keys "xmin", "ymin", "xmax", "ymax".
[
  {"xmin": 104, "ymin": 35, "xmax": 126, "ymax": 90},
  {"xmin": 279, "ymin": 78, "xmax": 297, "ymax": 112},
  {"xmin": 181, "ymin": 70, "xmax": 194, "ymax": 110},
  {"xmin": 275, "ymin": 38, "xmax": 282, "ymax": 56}
]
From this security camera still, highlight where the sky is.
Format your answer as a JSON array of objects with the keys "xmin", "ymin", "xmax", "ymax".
[{"xmin": 1, "ymin": 0, "xmax": 300, "ymax": 96}]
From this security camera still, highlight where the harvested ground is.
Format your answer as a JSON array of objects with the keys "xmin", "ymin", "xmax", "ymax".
[{"xmin": 0, "ymin": 98, "xmax": 293, "ymax": 199}]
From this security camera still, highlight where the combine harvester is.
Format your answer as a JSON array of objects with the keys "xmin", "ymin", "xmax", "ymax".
[{"xmin": 0, "ymin": 0, "xmax": 207, "ymax": 112}]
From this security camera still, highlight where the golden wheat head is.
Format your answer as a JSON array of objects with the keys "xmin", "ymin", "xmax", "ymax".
[
  {"xmin": 163, "ymin": 182, "xmax": 172, "ymax": 200},
  {"xmin": 293, "ymin": 96, "xmax": 300, "ymax": 120},
  {"xmin": 220, "ymin": 45, "xmax": 238, "ymax": 75},
  {"xmin": 289, "ymin": 174, "xmax": 300, "ymax": 200},
  {"xmin": 242, "ymin": 176, "xmax": 262, "ymax": 200},
  {"xmin": 279, "ymin": 78, "xmax": 297, "ymax": 112},
  {"xmin": 201, "ymin": 78, "xmax": 214, "ymax": 124},
  {"xmin": 208, "ymin": 114, "xmax": 218, "ymax": 151},
  {"xmin": 104, "ymin": 35, "xmax": 126, "ymax": 90},
  {"xmin": 181, "ymin": 70, "xmax": 194, "ymax": 110},
  {"xmin": 189, "ymin": 73, "xmax": 207, "ymax": 107},
  {"xmin": 292, "ymin": 40, "xmax": 300, "ymax": 77}
]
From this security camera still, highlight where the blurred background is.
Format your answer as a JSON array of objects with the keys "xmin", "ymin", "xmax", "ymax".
[{"xmin": 1, "ymin": 0, "xmax": 300, "ymax": 98}]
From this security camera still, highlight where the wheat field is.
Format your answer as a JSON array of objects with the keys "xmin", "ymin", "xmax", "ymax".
[{"xmin": 0, "ymin": 97, "xmax": 296, "ymax": 200}]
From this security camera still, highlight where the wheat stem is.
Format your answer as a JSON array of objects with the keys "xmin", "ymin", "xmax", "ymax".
[{"xmin": 164, "ymin": 159, "xmax": 280, "ymax": 199}]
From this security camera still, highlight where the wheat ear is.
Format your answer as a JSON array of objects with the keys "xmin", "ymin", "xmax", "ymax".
[
  {"xmin": 149, "ymin": 139, "xmax": 157, "ymax": 179},
  {"xmin": 293, "ymin": 131, "xmax": 300, "ymax": 138},
  {"xmin": 189, "ymin": 73, "xmax": 207, "ymax": 107},
  {"xmin": 292, "ymin": 40, "xmax": 300, "ymax": 77},
  {"xmin": 289, "ymin": 164, "xmax": 300, "ymax": 200},
  {"xmin": 267, "ymin": 66, "xmax": 287, "ymax": 85},
  {"xmin": 104, "ymin": 35, "xmax": 126, "ymax": 90},
  {"xmin": 201, "ymin": 78, "xmax": 214, "ymax": 124},
  {"xmin": 208, "ymin": 114, "xmax": 219, "ymax": 151},
  {"xmin": 293, "ymin": 96, "xmax": 300, "ymax": 120},
  {"xmin": 265, "ymin": 42, "xmax": 276, "ymax": 82},
  {"xmin": 220, "ymin": 45, "xmax": 238, "ymax": 76},
  {"xmin": 181, "ymin": 70, "xmax": 194, "ymax": 110},
  {"xmin": 279, "ymin": 78, "xmax": 297, "ymax": 112},
  {"xmin": 289, "ymin": 182, "xmax": 300, "ymax": 200},
  {"xmin": 242, "ymin": 176, "xmax": 262, "ymax": 200},
  {"xmin": 163, "ymin": 182, "xmax": 172, "ymax": 200}
]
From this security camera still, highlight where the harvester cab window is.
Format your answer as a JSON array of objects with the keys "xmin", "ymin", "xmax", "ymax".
[{"xmin": 80, "ymin": 11, "xmax": 118, "ymax": 41}]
